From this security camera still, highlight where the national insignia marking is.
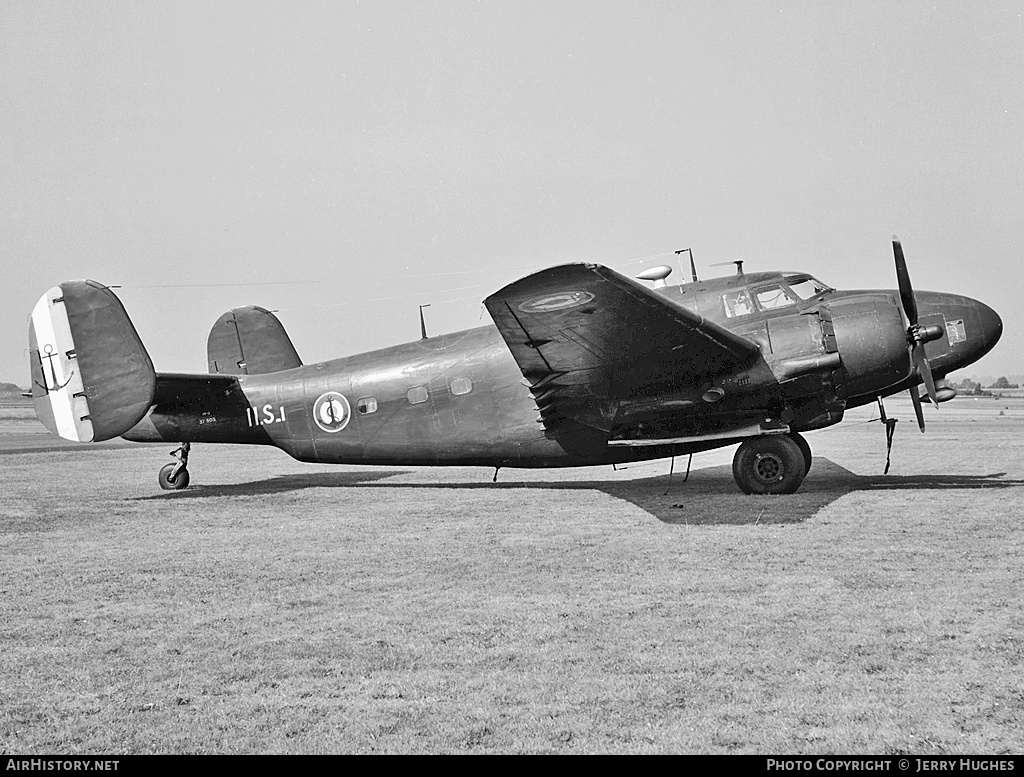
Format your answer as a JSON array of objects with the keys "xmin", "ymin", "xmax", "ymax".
[
  {"xmin": 518, "ymin": 290, "xmax": 596, "ymax": 313},
  {"xmin": 312, "ymin": 391, "xmax": 351, "ymax": 433}
]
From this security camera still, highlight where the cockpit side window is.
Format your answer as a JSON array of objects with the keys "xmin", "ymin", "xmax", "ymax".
[
  {"xmin": 786, "ymin": 277, "xmax": 831, "ymax": 300},
  {"xmin": 722, "ymin": 290, "xmax": 754, "ymax": 318},
  {"xmin": 754, "ymin": 284, "xmax": 798, "ymax": 310}
]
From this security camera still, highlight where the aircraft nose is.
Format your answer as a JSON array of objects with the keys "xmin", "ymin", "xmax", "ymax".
[{"xmin": 975, "ymin": 299, "xmax": 1003, "ymax": 355}]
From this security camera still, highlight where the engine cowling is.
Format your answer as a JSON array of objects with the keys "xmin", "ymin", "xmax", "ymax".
[{"xmin": 829, "ymin": 293, "xmax": 911, "ymax": 398}]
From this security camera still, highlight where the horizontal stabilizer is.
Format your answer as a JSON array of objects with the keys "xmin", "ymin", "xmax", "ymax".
[
  {"xmin": 207, "ymin": 306, "xmax": 302, "ymax": 375},
  {"xmin": 29, "ymin": 281, "xmax": 156, "ymax": 442}
]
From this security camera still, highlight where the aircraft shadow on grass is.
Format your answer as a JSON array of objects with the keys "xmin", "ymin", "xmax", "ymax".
[
  {"xmin": 131, "ymin": 470, "xmax": 409, "ymax": 500},
  {"xmin": 133, "ymin": 458, "xmax": 1023, "ymax": 525}
]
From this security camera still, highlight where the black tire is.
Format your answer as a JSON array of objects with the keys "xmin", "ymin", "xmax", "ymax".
[
  {"xmin": 158, "ymin": 463, "xmax": 190, "ymax": 490},
  {"xmin": 732, "ymin": 435, "xmax": 807, "ymax": 495},
  {"xmin": 789, "ymin": 432, "xmax": 812, "ymax": 475}
]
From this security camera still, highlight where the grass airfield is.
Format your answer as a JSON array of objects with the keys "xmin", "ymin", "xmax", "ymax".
[{"xmin": 1, "ymin": 399, "xmax": 1022, "ymax": 754}]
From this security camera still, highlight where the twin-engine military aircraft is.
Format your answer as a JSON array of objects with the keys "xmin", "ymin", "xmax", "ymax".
[{"xmin": 28, "ymin": 239, "xmax": 1001, "ymax": 494}]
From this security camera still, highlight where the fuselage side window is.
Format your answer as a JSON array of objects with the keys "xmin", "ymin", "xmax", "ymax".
[
  {"xmin": 450, "ymin": 377, "xmax": 472, "ymax": 396},
  {"xmin": 723, "ymin": 290, "xmax": 754, "ymax": 318},
  {"xmin": 357, "ymin": 397, "xmax": 378, "ymax": 414},
  {"xmin": 407, "ymin": 386, "xmax": 428, "ymax": 405}
]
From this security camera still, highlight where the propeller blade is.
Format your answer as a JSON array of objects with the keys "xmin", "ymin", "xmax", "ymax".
[
  {"xmin": 912, "ymin": 344, "xmax": 939, "ymax": 405},
  {"xmin": 909, "ymin": 386, "xmax": 925, "ymax": 432},
  {"xmin": 892, "ymin": 236, "xmax": 918, "ymax": 325},
  {"xmin": 893, "ymin": 236, "xmax": 938, "ymax": 406}
]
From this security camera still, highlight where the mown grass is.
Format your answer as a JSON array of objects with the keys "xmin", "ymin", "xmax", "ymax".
[{"xmin": 1, "ymin": 399, "xmax": 1022, "ymax": 753}]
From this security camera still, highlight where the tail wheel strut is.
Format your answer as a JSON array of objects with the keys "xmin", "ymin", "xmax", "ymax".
[{"xmin": 159, "ymin": 442, "xmax": 191, "ymax": 490}]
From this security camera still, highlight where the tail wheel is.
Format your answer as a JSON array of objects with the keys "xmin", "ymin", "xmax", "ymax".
[
  {"xmin": 732, "ymin": 435, "xmax": 807, "ymax": 495},
  {"xmin": 789, "ymin": 432, "xmax": 812, "ymax": 475},
  {"xmin": 158, "ymin": 463, "xmax": 190, "ymax": 490}
]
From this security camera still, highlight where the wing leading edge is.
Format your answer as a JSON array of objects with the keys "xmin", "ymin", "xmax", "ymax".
[{"xmin": 484, "ymin": 263, "xmax": 759, "ymax": 439}]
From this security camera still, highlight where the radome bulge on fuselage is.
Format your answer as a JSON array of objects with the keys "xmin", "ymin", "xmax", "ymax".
[{"xmin": 28, "ymin": 240, "xmax": 1002, "ymax": 494}]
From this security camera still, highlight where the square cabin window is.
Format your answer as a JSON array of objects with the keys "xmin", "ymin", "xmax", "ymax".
[
  {"xmin": 407, "ymin": 386, "xmax": 429, "ymax": 405},
  {"xmin": 450, "ymin": 377, "xmax": 473, "ymax": 396},
  {"xmin": 357, "ymin": 397, "xmax": 378, "ymax": 414}
]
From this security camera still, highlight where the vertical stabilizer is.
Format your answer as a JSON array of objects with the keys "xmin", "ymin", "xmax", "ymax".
[
  {"xmin": 29, "ymin": 281, "xmax": 156, "ymax": 442},
  {"xmin": 207, "ymin": 306, "xmax": 302, "ymax": 375}
]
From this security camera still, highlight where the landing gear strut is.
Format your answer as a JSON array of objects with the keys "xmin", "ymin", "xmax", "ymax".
[
  {"xmin": 159, "ymin": 442, "xmax": 191, "ymax": 490},
  {"xmin": 732, "ymin": 434, "xmax": 808, "ymax": 495}
]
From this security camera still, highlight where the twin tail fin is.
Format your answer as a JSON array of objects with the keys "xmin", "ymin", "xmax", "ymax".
[
  {"xmin": 207, "ymin": 306, "xmax": 301, "ymax": 375},
  {"xmin": 29, "ymin": 281, "xmax": 156, "ymax": 442},
  {"xmin": 29, "ymin": 283, "xmax": 302, "ymax": 443}
]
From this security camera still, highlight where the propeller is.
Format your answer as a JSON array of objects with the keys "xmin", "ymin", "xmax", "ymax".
[{"xmin": 892, "ymin": 236, "xmax": 945, "ymax": 431}]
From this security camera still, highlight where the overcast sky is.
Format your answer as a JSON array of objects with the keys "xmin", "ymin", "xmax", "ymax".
[{"xmin": 2, "ymin": 1, "xmax": 1021, "ymax": 386}]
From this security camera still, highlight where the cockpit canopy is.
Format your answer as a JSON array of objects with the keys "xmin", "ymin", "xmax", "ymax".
[{"xmin": 722, "ymin": 274, "xmax": 832, "ymax": 319}]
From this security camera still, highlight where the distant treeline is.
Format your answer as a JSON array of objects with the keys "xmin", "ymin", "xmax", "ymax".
[
  {"xmin": 949, "ymin": 377, "xmax": 1019, "ymax": 396},
  {"xmin": 0, "ymin": 382, "xmax": 26, "ymax": 399}
]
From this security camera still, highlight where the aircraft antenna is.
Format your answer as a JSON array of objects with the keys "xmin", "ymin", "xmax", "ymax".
[
  {"xmin": 418, "ymin": 304, "xmax": 431, "ymax": 339},
  {"xmin": 710, "ymin": 260, "xmax": 744, "ymax": 276},
  {"xmin": 675, "ymin": 248, "xmax": 699, "ymax": 283}
]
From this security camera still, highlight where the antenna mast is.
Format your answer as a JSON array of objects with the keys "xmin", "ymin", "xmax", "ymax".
[
  {"xmin": 418, "ymin": 304, "xmax": 431, "ymax": 339},
  {"xmin": 675, "ymin": 248, "xmax": 699, "ymax": 282}
]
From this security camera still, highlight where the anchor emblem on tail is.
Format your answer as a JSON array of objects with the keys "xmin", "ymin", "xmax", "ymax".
[{"xmin": 34, "ymin": 344, "xmax": 73, "ymax": 394}]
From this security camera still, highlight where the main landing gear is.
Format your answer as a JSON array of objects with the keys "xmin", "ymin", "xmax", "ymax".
[
  {"xmin": 158, "ymin": 442, "xmax": 191, "ymax": 490},
  {"xmin": 732, "ymin": 433, "xmax": 811, "ymax": 495}
]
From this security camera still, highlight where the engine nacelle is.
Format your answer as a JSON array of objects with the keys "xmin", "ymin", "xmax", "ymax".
[{"xmin": 828, "ymin": 293, "xmax": 911, "ymax": 398}]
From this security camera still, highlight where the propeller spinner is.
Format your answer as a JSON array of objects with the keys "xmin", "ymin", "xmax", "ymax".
[{"xmin": 892, "ymin": 236, "xmax": 945, "ymax": 431}]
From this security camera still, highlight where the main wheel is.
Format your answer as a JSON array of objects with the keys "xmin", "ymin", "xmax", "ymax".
[
  {"xmin": 158, "ymin": 463, "xmax": 190, "ymax": 490},
  {"xmin": 789, "ymin": 432, "xmax": 812, "ymax": 475},
  {"xmin": 732, "ymin": 435, "xmax": 807, "ymax": 495}
]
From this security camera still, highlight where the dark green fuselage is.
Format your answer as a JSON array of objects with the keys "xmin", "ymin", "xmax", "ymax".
[{"xmin": 122, "ymin": 274, "xmax": 1002, "ymax": 468}]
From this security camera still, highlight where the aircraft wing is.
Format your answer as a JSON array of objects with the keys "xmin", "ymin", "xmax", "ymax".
[{"xmin": 484, "ymin": 263, "xmax": 759, "ymax": 435}]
